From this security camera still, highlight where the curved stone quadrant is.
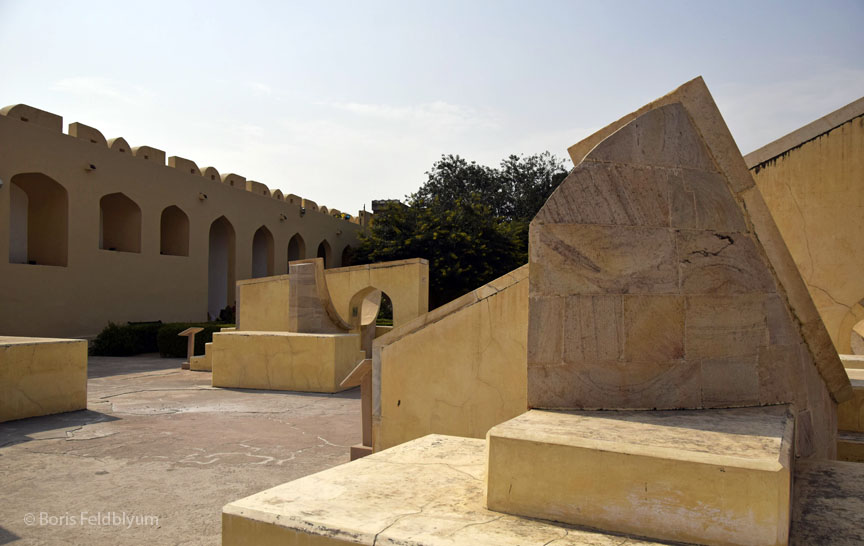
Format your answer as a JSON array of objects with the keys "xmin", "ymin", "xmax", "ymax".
[{"xmin": 528, "ymin": 79, "xmax": 850, "ymax": 460}]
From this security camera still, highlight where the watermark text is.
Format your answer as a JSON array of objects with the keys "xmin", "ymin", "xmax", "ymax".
[{"xmin": 24, "ymin": 512, "xmax": 159, "ymax": 529}]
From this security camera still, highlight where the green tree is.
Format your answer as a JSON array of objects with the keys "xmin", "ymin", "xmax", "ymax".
[{"xmin": 357, "ymin": 153, "xmax": 568, "ymax": 308}]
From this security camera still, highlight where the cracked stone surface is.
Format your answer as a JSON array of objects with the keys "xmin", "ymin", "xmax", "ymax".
[
  {"xmin": 0, "ymin": 354, "xmax": 360, "ymax": 545},
  {"xmin": 526, "ymin": 78, "xmax": 849, "ymax": 459},
  {"xmin": 223, "ymin": 434, "xmax": 670, "ymax": 545},
  {"xmin": 223, "ymin": 434, "xmax": 864, "ymax": 546}
]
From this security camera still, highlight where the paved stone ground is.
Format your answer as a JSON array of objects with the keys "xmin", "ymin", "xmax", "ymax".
[{"xmin": 0, "ymin": 354, "xmax": 361, "ymax": 545}]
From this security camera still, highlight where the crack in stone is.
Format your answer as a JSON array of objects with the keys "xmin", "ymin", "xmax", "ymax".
[
  {"xmin": 369, "ymin": 459, "xmax": 481, "ymax": 482},
  {"xmin": 445, "ymin": 514, "xmax": 506, "ymax": 537},
  {"xmin": 810, "ymin": 283, "xmax": 851, "ymax": 311},
  {"xmin": 542, "ymin": 528, "xmax": 569, "ymax": 545},
  {"xmin": 371, "ymin": 501, "xmax": 431, "ymax": 545},
  {"xmin": 784, "ymin": 180, "xmax": 816, "ymax": 278}
]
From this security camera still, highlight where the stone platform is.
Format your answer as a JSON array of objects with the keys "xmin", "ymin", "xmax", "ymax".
[
  {"xmin": 222, "ymin": 434, "xmax": 671, "ymax": 545},
  {"xmin": 486, "ymin": 407, "xmax": 793, "ymax": 546},
  {"xmin": 211, "ymin": 331, "xmax": 365, "ymax": 393},
  {"xmin": 0, "ymin": 336, "xmax": 87, "ymax": 422},
  {"xmin": 223, "ymin": 432, "xmax": 864, "ymax": 546}
]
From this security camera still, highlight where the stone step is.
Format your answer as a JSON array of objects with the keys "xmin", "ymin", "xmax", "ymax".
[
  {"xmin": 840, "ymin": 354, "xmax": 864, "ymax": 369},
  {"xmin": 221, "ymin": 430, "xmax": 862, "ymax": 546},
  {"xmin": 838, "ymin": 368, "xmax": 864, "ymax": 433},
  {"xmin": 485, "ymin": 406, "xmax": 794, "ymax": 546},
  {"xmin": 837, "ymin": 431, "xmax": 864, "ymax": 463},
  {"xmin": 188, "ymin": 342, "xmax": 213, "ymax": 372},
  {"xmin": 189, "ymin": 354, "xmax": 210, "ymax": 372},
  {"xmin": 222, "ymin": 434, "xmax": 673, "ymax": 545}
]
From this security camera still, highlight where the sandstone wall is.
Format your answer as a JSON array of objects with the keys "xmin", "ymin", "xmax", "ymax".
[
  {"xmin": 0, "ymin": 105, "xmax": 362, "ymax": 338},
  {"xmin": 372, "ymin": 265, "xmax": 528, "ymax": 451},
  {"xmin": 746, "ymin": 99, "xmax": 864, "ymax": 354}
]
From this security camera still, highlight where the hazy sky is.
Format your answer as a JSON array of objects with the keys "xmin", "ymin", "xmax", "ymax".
[{"xmin": 1, "ymin": 0, "xmax": 862, "ymax": 214}]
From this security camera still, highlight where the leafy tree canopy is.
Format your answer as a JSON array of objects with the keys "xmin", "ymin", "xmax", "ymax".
[{"xmin": 353, "ymin": 152, "xmax": 569, "ymax": 308}]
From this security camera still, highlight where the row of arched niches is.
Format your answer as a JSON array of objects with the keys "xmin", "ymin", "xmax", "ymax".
[{"xmin": 8, "ymin": 172, "xmax": 348, "ymax": 272}]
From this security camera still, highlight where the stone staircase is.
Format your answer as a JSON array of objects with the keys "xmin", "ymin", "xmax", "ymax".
[{"xmin": 189, "ymin": 342, "xmax": 212, "ymax": 371}]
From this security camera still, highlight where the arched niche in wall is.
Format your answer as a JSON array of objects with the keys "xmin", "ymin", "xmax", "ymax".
[
  {"xmin": 287, "ymin": 233, "xmax": 306, "ymax": 265},
  {"xmin": 99, "ymin": 192, "xmax": 141, "ymax": 253},
  {"xmin": 251, "ymin": 225, "xmax": 274, "ymax": 278},
  {"xmin": 341, "ymin": 245, "xmax": 354, "ymax": 268},
  {"xmin": 8, "ymin": 173, "xmax": 68, "ymax": 266},
  {"xmin": 208, "ymin": 216, "xmax": 236, "ymax": 320},
  {"xmin": 317, "ymin": 239, "xmax": 332, "ymax": 269},
  {"xmin": 160, "ymin": 205, "xmax": 190, "ymax": 256}
]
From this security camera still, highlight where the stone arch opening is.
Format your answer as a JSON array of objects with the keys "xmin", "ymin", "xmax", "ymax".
[
  {"xmin": 317, "ymin": 239, "xmax": 332, "ymax": 269},
  {"xmin": 160, "ymin": 205, "xmax": 189, "ymax": 256},
  {"xmin": 348, "ymin": 287, "xmax": 395, "ymax": 357},
  {"xmin": 252, "ymin": 225, "xmax": 274, "ymax": 278},
  {"xmin": 287, "ymin": 233, "xmax": 306, "ymax": 265},
  {"xmin": 8, "ymin": 173, "xmax": 68, "ymax": 266},
  {"xmin": 208, "ymin": 216, "xmax": 236, "ymax": 320},
  {"xmin": 99, "ymin": 192, "xmax": 141, "ymax": 253}
]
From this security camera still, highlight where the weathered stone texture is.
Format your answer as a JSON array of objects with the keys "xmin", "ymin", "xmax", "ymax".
[
  {"xmin": 622, "ymin": 295, "xmax": 684, "ymax": 361},
  {"xmin": 530, "ymin": 224, "xmax": 678, "ymax": 295},
  {"xmin": 670, "ymin": 168, "xmax": 747, "ymax": 231},
  {"xmin": 527, "ymin": 80, "xmax": 849, "ymax": 458},
  {"xmin": 677, "ymin": 231, "xmax": 776, "ymax": 294},
  {"xmin": 486, "ymin": 407, "xmax": 794, "ymax": 546}
]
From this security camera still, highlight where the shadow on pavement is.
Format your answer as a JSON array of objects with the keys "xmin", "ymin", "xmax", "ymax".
[
  {"xmin": 0, "ymin": 409, "xmax": 119, "ymax": 450},
  {"xmin": 88, "ymin": 354, "xmax": 184, "ymax": 379}
]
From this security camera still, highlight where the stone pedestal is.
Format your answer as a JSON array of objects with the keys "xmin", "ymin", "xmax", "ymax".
[
  {"xmin": 211, "ymin": 331, "xmax": 364, "ymax": 393},
  {"xmin": 485, "ymin": 407, "xmax": 794, "ymax": 546}
]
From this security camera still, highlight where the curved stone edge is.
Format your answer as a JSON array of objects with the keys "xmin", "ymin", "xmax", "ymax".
[{"xmin": 562, "ymin": 76, "xmax": 851, "ymax": 404}]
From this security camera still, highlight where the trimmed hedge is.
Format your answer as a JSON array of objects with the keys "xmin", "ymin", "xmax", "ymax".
[
  {"xmin": 156, "ymin": 323, "xmax": 234, "ymax": 358},
  {"xmin": 91, "ymin": 322, "xmax": 162, "ymax": 356},
  {"xmin": 91, "ymin": 321, "xmax": 234, "ymax": 357}
]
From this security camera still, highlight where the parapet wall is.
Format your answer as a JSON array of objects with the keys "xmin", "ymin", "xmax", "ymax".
[
  {"xmin": 0, "ymin": 104, "xmax": 366, "ymax": 224},
  {"xmin": 0, "ymin": 104, "xmax": 366, "ymax": 338}
]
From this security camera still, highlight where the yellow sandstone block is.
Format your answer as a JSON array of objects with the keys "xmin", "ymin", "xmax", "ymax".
[
  {"xmin": 211, "ymin": 331, "xmax": 364, "ymax": 393},
  {"xmin": 0, "ymin": 336, "xmax": 87, "ymax": 422},
  {"xmin": 485, "ymin": 407, "xmax": 794, "ymax": 546}
]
